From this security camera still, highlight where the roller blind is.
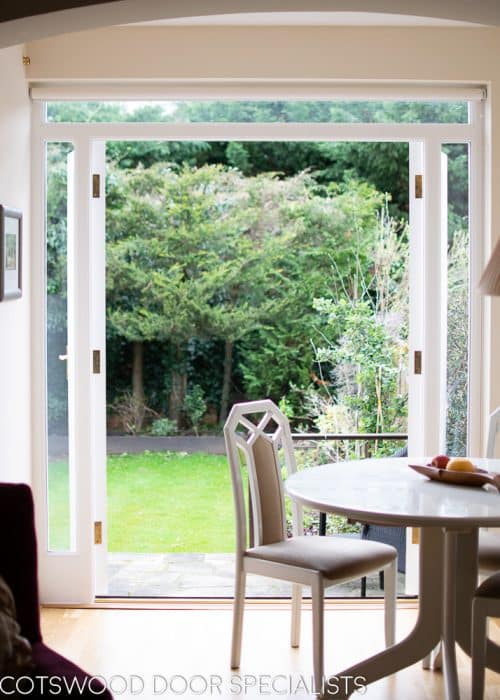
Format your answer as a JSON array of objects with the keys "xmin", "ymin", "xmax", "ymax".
[{"xmin": 30, "ymin": 80, "xmax": 487, "ymax": 101}]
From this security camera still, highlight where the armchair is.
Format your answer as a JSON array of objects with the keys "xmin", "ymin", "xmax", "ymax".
[{"xmin": 0, "ymin": 483, "xmax": 112, "ymax": 699}]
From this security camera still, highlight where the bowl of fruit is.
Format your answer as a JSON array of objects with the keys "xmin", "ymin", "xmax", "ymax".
[{"xmin": 409, "ymin": 455, "xmax": 500, "ymax": 491}]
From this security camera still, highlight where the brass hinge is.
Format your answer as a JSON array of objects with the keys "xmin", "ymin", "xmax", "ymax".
[
  {"xmin": 415, "ymin": 174, "xmax": 423, "ymax": 199},
  {"xmin": 94, "ymin": 521, "xmax": 102, "ymax": 545},
  {"xmin": 92, "ymin": 173, "xmax": 101, "ymax": 198},
  {"xmin": 92, "ymin": 349, "xmax": 101, "ymax": 374},
  {"xmin": 414, "ymin": 350, "xmax": 422, "ymax": 375}
]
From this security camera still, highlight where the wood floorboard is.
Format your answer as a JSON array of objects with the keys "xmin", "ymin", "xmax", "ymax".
[{"xmin": 40, "ymin": 602, "xmax": 500, "ymax": 699}]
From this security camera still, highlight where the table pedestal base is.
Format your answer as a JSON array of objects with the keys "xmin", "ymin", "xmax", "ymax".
[{"xmin": 323, "ymin": 527, "xmax": 500, "ymax": 700}]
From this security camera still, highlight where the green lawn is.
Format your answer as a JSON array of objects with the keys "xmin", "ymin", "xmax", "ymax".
[{"xmin": 48, "ymin": 451, "xmax": 238, "ymax": 553}]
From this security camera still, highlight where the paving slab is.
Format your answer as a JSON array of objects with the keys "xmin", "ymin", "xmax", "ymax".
[{"xmin": 104, "ymin": 552, "xmax": 406, "ymax": 598}]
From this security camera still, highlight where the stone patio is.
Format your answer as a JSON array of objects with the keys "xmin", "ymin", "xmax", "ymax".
[{"xmin": 104, "ymin": 552, "xmax": 406, "ymax": 598}]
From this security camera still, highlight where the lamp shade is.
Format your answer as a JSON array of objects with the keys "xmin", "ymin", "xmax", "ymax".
[{"xmin": 480, "ymin": 238, "xmax": 500, "ymax": 296}]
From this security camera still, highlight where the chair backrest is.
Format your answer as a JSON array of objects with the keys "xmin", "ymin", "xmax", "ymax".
[
  {"xmin": 0, "ymin": 483, "xmax": 42, "ymax": 643},
  {"xmin": 486, "ymin": 407, "xmax": 500, "ymax": 458},
  {"xmin": 224, "ymin": 400, "xmax": 299, "ymax": 556}
]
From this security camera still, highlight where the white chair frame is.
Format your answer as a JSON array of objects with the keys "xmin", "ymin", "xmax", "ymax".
[
  {"xmin": 486, "ymin": 406, "xmax": 500, "ymax": 460},
  {"xmin": 224, "ymin": 399, "xmax": 397, "ymax": 693},
  {"xmin": 469, "ymin": 407, "xmax": 500, "ymax": 698},
  {"xmin": 471, "ymin": 584, "xmax": 500, "ymax": 700}
]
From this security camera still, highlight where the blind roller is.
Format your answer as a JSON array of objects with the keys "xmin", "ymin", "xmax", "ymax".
[{"xmin": 30, "ymin": 80, "xmax": 487, "ymax": 101}]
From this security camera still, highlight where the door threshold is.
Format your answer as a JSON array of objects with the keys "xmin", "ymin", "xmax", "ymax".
[{"xmin": 42, "ymin": 597, "xmax": 418, "ymax": 611}]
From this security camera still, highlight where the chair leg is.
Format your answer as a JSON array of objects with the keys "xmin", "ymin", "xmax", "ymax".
[
  {"xmin": 231, "ymin": 567, "xmax": 246, "ymax": 669},
  {"xmin": 360, "ymin": 576, "xmax": 367, "ymax": 597},
  {"xmin": 311, "ymin": 576, "xmax": 324, "ymax": 695},
  {"xmin": 422, "ymin": 651, "xmax": 432, "ymax": 670},
  {"xmin": 384, "ymin": 560, "xmax": 397, "ymax": 647},
  {"xmin": 379, "ymin": 570, "xmax": 385, "ymax": 590},
  {"xmin": 291, "ymin": 583, "xmax": 302, "ymax": 648},
  {"xmin": 319, "ymin": 512, "xmax": 327, "ymax": 536},
  {"xmin": 471, "ymin": 599, "xmax": 487, "ymax": 700},
  {"xmin": 422, "ymin": 642, "xmax": 440, "ymax": 670}
]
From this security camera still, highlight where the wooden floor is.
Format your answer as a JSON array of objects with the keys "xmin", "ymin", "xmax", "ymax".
[{"xmin": 41, "ymin": 601, "xmax": 500, "ymax": 699}]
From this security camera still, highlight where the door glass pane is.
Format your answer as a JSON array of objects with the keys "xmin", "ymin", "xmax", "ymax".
[
  {"xmin": 46, "ymin": 142, "xmax": 74, "ymax": 551},
  {"xmin": 45, "ymin": 100, "xmax": 469, "ymax": 124},
  {"xmin": 443, "ymin": 143, "xmax": 470, "ymax": 455}
]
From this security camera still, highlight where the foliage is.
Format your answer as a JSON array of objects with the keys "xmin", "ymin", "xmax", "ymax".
[
  {"xmin": 308, "ymin": 205, "xmax": 409, "ymax": 445},
  {"xmin": 47, "ymin": 395, "xmax": 68, "ymax": 434},
  {"xmin": 45, "ymin": 101, "xmax": 469, "ymax": 437},
  {"xmin": 150, "ymin": 418, "xmax": 178, "ymax": 436},
  {"xmin": 105, "ymin": 163, "xmax": 306, "ymax": 424},
  {"xmin": 183, "ymin": 385, "xmax": 207, "ymax": 436},
  {"xmin": 109, "ymin": 393, "xmax": 158, "ymax": 435},
  {"xmin": 446, "ymin": 230, "xmax": 469, "ymax": 455},
  {"xmin": 281, "ymin": 445, "xmax": 361, "ymax": 535},
  {"xmin": 239, "ymin": 179, "xmax": 387, "ymax": 406}
]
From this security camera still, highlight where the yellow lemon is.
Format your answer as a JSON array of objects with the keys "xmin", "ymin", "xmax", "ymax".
[{"xmin": 446, "ymin": 457, "xmax": 476, "ymax": 473}]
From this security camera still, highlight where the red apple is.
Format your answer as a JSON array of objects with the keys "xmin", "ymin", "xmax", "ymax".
[{"xmin": 431, "ymin": 454, "xmax": 450, "ymax": 469}]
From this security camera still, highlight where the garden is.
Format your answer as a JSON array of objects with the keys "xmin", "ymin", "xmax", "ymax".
[{"xmin": 45, "ymin": 100, "xmax": 470, "ymax": 555}]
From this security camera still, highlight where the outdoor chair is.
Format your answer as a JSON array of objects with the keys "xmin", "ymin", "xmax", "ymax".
[
  {"xmin": 0, "ymin": 482, "xmax": 112, "ymax": 699},
  {"xmin": 360, "ymin": 445, "xmax": 408, "ymax": 597},
  {"xmin": 224, "ymin": 399, "xmax": 397, "ymax": 693}
]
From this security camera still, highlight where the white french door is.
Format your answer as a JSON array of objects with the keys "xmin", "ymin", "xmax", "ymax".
[
  {"xmin": 32, "ymin": 101, "xmax": 484, "ymax": 603},
  {"xmin": 32, "ymin": 118, "xmax": 107, "ymax": 603}
]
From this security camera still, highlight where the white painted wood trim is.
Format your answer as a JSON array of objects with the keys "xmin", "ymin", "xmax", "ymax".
[
  {"xmin": 468, "ymin": 100, "xmax": 486, "ymax": 456},
  {"xmin": 91, "ymin": 141, "xmax": 108, "ymax": 595},
  {"xmin": 36, "ymin": 121, "xmax": 475, "ymax": 143},
  {"xmin": 423, "ymin": 137, "xmax": 446, "ymax": 455}
]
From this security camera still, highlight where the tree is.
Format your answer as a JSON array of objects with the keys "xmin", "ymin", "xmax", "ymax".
[
  {"xmin": 239, "ymin": 180, "xmax": 389, "ymax": 412},
  {"xmin": 106, "ymin": 164, "xmax": 233, "ymax": 426},
  {"xmin": 107, "ymin": 163, "xmax": 321, "ymax": 426},
  {"xmin": 309, "ymin": 205, "xmax": 409, "ymax": 440}
]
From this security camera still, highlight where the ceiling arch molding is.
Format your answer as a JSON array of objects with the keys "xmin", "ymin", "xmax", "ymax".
[{"xmin": 1, "ymin": 0, "xmax": 500, "ymax": 49}]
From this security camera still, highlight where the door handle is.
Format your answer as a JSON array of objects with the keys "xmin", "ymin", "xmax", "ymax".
[{"xmin": 58, "ymin": 347, "xmax": 68, "ymax": 378}]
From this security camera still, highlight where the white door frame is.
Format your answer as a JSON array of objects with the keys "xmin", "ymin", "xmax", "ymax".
[{"xmin": 31, "ymin": 96, "xmax": 485, "ymax": 602}]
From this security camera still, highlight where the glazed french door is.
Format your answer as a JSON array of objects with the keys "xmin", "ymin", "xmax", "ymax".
[
  {"xmin": 33, "ymin": 124, "xmax": 107, "ymax": 603},
  {"xmin": 32, "ymin": 95, "xmax": 484, "ymax": 602}
]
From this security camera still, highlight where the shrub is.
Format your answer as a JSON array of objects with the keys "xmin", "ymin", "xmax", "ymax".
[
  {"xmin": 183, "ymin": 385, "xmax": 207, "ymax": 435},
  {"xmin": 150, "ymin": 418, "xmax": 178, "ymax": 436},
  {"xmin": 109, "ymin": 393, "xmax": 157, "ymax": 435}
]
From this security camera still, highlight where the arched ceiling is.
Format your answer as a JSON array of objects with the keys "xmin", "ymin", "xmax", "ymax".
[{"xmin": 1, "ymin": 0, "xmax": 500, "ymax": 49}]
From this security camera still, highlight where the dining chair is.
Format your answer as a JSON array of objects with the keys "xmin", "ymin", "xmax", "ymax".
[
  {"xmin": 478, "ymin": 406, "xmax": 500, "ymax": 574},
  {"xmin": 224, "ymin": 399, "xmax": 398, "ymax": 693},
  {"xmin": 471, "ymin": 571, "xmax": 500, "ymax": 699}
]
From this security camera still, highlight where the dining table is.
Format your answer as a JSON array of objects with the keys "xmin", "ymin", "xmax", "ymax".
[{"xmin": 285, "ymin": 457, "xmax": 500, "ymax": 700}]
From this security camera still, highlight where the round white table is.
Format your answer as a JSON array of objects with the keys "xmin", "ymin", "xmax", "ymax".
[{"xmin": 285, "ymin": 457, "xmax": 500, "ymax": 700}]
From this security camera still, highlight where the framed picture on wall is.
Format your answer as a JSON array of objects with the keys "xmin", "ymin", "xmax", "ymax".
[{"xmin": 0, "ymin": 206, "xmax": 22, "ymax": 301}]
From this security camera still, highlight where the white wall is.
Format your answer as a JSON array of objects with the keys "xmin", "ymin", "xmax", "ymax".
[
  {"xmin": 2, "ymin": 0, "xmax": 500, "ymax": 49},
  {"xmin": 0, "ymin": 45, "xmax": 31, "ymax": 483}
]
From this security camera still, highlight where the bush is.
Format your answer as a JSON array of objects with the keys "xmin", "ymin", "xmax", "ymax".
[
  {"xmin": 183, "ymin": 385, "xmax": 207, "ymax": 436},
  {"xmin": 150, "ymin": 418, "xmax": 178, "ymax": 436},
  {"xmin": 109, "ymin": 393, "xmax": 157, "ymax": 435}
]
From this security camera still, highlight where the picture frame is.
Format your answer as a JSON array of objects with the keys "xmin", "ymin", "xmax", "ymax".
[{"xmin": 0, "ymin": 206, "xmax": 22, "ymax": 301}]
